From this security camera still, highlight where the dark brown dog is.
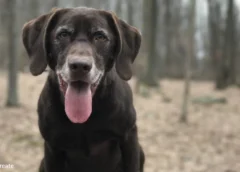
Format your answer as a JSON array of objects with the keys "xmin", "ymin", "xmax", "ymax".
[{"xmin": 22, "ymin": 7, "xmax": 144, "ymax": 172}]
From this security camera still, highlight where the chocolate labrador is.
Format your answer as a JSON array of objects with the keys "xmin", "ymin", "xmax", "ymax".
[{"xmin": 22, "ymin": 7, "xmax": 144, "ymax": 172}]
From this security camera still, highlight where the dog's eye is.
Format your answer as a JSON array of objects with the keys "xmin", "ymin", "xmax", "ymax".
[
  {"xmin": 57, "ymin": 31, "xmax": 71, "ymax": 39},
  {"xmin": 93, "ymin": 32, "xmax": 107, "ymax": 41}
]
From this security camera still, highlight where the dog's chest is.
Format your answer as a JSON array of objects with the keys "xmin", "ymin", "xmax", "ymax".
[{"xmin": 65, "ymin": 139, "xmax": 122, "ymax": 172}]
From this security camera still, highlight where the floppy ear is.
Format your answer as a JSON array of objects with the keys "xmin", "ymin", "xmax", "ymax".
[
  {"xmin": 106, "ymin": 12, "xmax": 141, "ymax": 80},
  {"xmin": 22, "ymin": 8, "xmax": 61, "ymax": 76}
]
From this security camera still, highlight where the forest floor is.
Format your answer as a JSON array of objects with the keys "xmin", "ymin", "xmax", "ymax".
[{"xmin": 0, "ymin": 72, "xmax": 240, "ymax": 172}]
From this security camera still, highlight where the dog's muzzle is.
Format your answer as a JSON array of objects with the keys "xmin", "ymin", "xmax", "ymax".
[{"xmin": 57, "ymin": 55, "xmax": 103, "ymax": 124}]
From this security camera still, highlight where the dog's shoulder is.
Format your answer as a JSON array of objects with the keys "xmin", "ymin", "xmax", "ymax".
[{"xmin": 96, "ymin": 70, "xmax": 137, "ymax": 127}]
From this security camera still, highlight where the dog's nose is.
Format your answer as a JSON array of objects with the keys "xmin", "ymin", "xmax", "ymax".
[{"xmin": 68, "ymin": 59, "xmax": 92, "ymax": 74}]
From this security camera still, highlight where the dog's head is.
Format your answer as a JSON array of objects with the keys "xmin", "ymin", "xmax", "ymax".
[{"xmin": 22, "ymin": 7, "xmax": 141, "ymax": 123}]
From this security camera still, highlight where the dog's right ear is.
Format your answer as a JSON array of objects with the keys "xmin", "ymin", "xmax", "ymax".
[{"xmin": 22, "ymin": 8, "xmax": 61, "ymax": 76}]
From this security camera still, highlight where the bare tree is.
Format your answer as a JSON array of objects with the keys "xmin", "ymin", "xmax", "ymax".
[
  {"xmin": 0, "ymin": 0, "xmax": 9, "ymax": 69},
  {"xmin": 127, "ymin": 0, "xmax": 134, "ymax": 25},
  {"xmin": 221, "ymin": 0, "xmax": 237, "ymax": 87},
  {"xmin": 164, "ymin": 0, "xmax": 173, "ymax": 77},
  {"xmin": 227, "ymin": 0, "xmax": 237, "ymax": 85},
  {"xmin": 6, "ymin": 0, "xmax": 19, "ymax": 107},
  {"xmin": 208, "ymin": 0, "xmax": 237, "ymax": 89},
  {"xmin": 162, "ymin": 0, "xmax": 185, "ymax": 78},
  {"xmin": 41, "ymin": 0, "xmax": 59, "ymax": 11},
  {"xmin": 143, "ymin": 0, "xmax": 159, "ymax": 87},
  {"xmin": 115, "ymin": 0, "xmax": 122, "ymax": 18},
  {"xmin": 208, "ymin": 0, "xmax": 221, "ymax": 78},
  {"xmin": 84, "ymin": 0, "xmax": 91, "ymax": 7},
  {"xmin": 180, "ymin": 0, "xmax": 196, "ymax": 123}
]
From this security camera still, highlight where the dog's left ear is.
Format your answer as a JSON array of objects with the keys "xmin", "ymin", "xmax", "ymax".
[{"xmin": 104, "ymin": 12, "xmax": 141, "ymax": 80}]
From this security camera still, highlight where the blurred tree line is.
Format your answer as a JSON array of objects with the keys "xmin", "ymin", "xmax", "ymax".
[{"xmin": 0, "ymin": 0, "xmax": 240, "ymax": 106}]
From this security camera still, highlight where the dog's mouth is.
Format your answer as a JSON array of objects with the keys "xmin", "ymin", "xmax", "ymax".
[{"xmin": 58, "ymin": 75, "xmax": 101, "ymax": 124}]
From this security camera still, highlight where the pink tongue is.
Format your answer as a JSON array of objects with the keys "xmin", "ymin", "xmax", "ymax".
[{"xmin": 65, "ymin": 83, "xmax": 92, "ymax": 123}]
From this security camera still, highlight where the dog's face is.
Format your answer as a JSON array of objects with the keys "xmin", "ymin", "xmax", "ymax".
[
  {"xmin": 22, "ymin": 7, "xmax": 141, "ymax": 123},
  {"xmin": 51, "ymin": 8, "xmax": 119, "ymax": 95}
]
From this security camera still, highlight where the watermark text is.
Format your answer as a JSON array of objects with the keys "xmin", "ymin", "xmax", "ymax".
[{"xmin": 0, "ymin": 164, "xmax": 14, "ymax": 169}]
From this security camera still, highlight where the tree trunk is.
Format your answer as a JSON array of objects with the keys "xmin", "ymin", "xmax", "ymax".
[
  {"xmin": 164, "ymin": 0, "xmax": 173, "ymax": 76},
  {"xmin": 210, "ymin": 0, "xmax": 237, "ymax": 89},
  {"xmin": 84, "ymin": 0, "xmax": 91, "ymax": 7},
  {"xmin": 127, "ymin": 0, "xmax": 134, "ymax": 25},
  {"xmin": 141, "ymin": 0, "xmax": 151, "ymax": 54},
  {"xmin": 180, "ymin": 0, "xmax": 196, "ymax": 123},
  {"xmin": 208, "ymin": 0, "xmax": 222, "ymax": 88},
  {"xmin": 6, "ymin": 0, "xmax": 19, "ymax": 107},
  {"xmin": 143, "ymin": 0, "xmax": 158, "ymax": 87},
  {"xmin": 0, "ymin": 0, "xmax": 9, "ymax": 69},
  {"xmin": 168, "ymin": 0, "xmax": 183, "ymax": 78},
  {"xmin": 115, "ymin": 0, "xmax": 122, "ymax": 18},
  {"xmin": 223, "ymin": 0, "xmax": 236, "ymax": 86}
]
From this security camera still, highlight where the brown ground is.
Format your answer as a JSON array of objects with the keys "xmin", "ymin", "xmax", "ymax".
[{"xmin": 0, "ymin": 72, "xmax": 240, "ymax": 172}]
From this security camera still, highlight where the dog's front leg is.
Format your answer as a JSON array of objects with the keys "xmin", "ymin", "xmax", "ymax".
[
  {"xmin": 41, "ymin": 142, "xmax": 65, "ymax": 172},
  {"xmin": 121, "ymin": 125, "xmax": 141, "ymax": 172}
]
